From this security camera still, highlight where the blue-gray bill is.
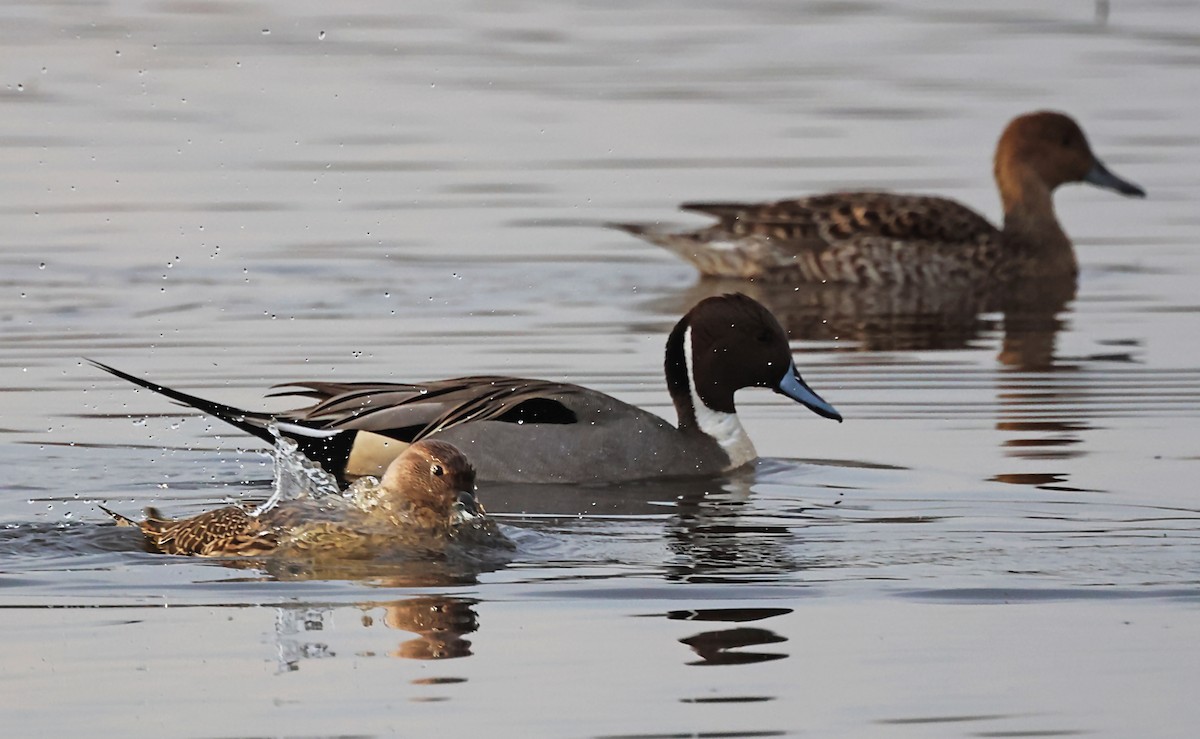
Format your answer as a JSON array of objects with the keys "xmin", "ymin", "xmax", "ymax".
[
  {"xmin": 776, "ymin": 365, "xmax": 843, "ymax": 422},
  {"xmin": 1085, "ymin": 159, "xmax": 1145, "ymax": 198}
]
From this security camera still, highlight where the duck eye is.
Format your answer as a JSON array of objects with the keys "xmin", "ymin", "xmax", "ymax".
[{"xmin": 431, "ymin": 463, "xmax": 444, "ymax": 477}]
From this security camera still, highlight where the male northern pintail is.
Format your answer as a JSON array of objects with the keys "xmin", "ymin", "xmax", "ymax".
[
  {"xmin": 90, "ymin": 293, "xmax": 841, "ymax": 485},
  {"xmin": 614, "ymin": 111, "xmax": 1144, "ymax": 285},
  {"xmin": 102, "ymin": 440, "xmax": 508, "ymax": 556}
]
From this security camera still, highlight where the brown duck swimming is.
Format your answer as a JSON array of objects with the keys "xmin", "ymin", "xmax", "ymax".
[
  {"xmin": 614, "ymin": 111, "xmax": 1144, "ymax": 285},
  {"xmin": 88, "ymin": 294, "xmax": 841, "ymax": 485},
  {"xmin": 103, "ymin": 440, "xmax": 509, "ymax": 557}
]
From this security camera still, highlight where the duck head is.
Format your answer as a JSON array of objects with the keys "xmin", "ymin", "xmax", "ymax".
[
  {"xmin": 994, "ymin": 111, "xmax": 1145, "ymax": 207},
  {"xmin": 668, "ymin": 293, "xmax": 842, "ymax": 423},
  {"xmin": 374, "ymin": 439, "xmax": 485, "ymax": 529}
]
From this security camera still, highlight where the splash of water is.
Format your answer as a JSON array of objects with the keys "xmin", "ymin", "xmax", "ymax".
[{"xmin": 253, "ymin": 424, "xmax": 342, "ymax": 516}]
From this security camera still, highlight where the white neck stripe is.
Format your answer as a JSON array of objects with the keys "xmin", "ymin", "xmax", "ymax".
[{"xmin": 683, "ymin": 326, "xmax": 757, "ymax": 470}]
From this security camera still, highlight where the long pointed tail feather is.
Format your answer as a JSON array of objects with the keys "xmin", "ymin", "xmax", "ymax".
[
  {"xmin": 608, "ymin": 220, "xmax": 705, "ymax": 259},
  {"xmin": 86, "ymin": 358, "xmax": 277, "ymax": 446},
  {"xmin": 607, "ymin": 221, "xmax": 676, "ymax": 246},
  {"xmin": 87, "ymin": 359, "xmax": 359, "ymax": 482},
  {"xmin": 98, "ymin": 504, "xmax": 138, "ymax": 527}
]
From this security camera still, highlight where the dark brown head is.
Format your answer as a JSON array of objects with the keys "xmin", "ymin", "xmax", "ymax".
[
  {"xmin": 994, "ymin": 111, "xmax": 1144, "ymax": 201},
  {"xmin": 373, "ymin": 439, "xmax": 483, "ymax": 528},
  {"xmin": 667, "ymin": 293, "xmax": 841, "ymax": 421}
]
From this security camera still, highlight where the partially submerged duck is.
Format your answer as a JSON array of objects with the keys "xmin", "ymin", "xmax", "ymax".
[
  {"xmin": 103, "ymin": 440, "xmax": 509, "ymax": 557},
  {"xmin": 89, "ymin": 293, "xmax": 841, "ymax": 485},
  {"xmin": 614, "ymin": 111, "xmax": 1144, "ymax": 285}
]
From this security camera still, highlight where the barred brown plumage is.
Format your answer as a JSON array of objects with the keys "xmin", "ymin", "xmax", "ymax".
[
  {"xmin": 100, "ymin": 440, "xmax": 510, "ymax": 558},
  {"xmin": 614, "ymin": 111, "xmax": 1144, "ymax": 286}
]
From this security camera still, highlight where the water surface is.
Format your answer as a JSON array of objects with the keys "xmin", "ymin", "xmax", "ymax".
[{"xmin": 2, "ymin": 1, "xmax": 1199, "ymax": 736}]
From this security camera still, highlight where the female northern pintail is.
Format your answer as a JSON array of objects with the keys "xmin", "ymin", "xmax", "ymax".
[
  {"xmin": 615, "ymin": 111, "xmax": 1144, "ymax": 285},
  {"xmin": 102, "ymin": 440, "xmax": 508, "ymax": 557},
  {"xmin": 90, "ymin": 294, "xmax": 841, "ymax": 485}
]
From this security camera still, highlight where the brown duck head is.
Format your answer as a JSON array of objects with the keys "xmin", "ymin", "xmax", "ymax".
[{"xmin": 367, "ymin": 439, "xmax": 483, "ymax": 532}]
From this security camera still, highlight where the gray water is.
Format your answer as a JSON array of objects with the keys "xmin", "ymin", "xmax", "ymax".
[{"xmin": 3, "ymin": 1, "xmax": 1199, "ymax": 736}]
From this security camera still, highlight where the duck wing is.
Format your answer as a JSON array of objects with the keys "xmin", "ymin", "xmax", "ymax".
[
  {"xmin": 139, "ymin": 506, "xmax": 278, "ymax": 557},
  {"xmin": 682, "ymin": 192, "xmax": 997, "ymax": 249},
  {"xmin": 271, "ymin": 375, "xmax": 584, "ymax": 441},
  {"xmin": 619, "ymin": 192, "xmax": 1002, "ymax": 283}
]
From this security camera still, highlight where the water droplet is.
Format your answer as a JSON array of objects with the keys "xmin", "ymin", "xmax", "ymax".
[
  {"xmin": 318, "ymin": 30, "xmax": 326, "ymax": 40},
  {"xmin": 38, "ymin": 262, "xmax": 45, "ymax": 270},
  {"xmin": 261, "ymin": 28, "xmax": 271, "ymax": 35}
]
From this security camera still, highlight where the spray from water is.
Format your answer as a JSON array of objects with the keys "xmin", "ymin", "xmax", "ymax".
[{"xmin": 254, "ymin": 423, "xmax": 342, "ymax": 516}]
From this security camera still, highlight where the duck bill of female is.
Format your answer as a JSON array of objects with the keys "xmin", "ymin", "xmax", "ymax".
[
  {"xmin": 776, "ymin": 364, "xmax": 843, "ymax": 422},
  {"xmin": 1084, "ymin": 159, "xmax": 1145, "ymax": 198}
]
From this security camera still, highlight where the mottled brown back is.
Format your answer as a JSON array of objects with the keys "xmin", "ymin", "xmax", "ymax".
[
  {"xmin": 617, "ymin": 191, "xmax": 1007, "ymax": 284},
  {"xmin": 139, "ymin": 506, "xmax": 279, "ymax": 556}
]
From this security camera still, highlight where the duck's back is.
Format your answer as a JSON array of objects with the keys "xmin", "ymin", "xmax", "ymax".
[
  {"xmin": 139, "ymin": 505, "xmax": 278, "ymax": 556},
  {"xmin": 430, "ymin": 385, "xmax": 730, "ymax": 484},
  {"xmin": 283, "ymin": 377, "xmax": 730, "ymax": 484},
  {"xmin": 627, "ymin": 192, "xmax": 1006, "ymax": 285}
]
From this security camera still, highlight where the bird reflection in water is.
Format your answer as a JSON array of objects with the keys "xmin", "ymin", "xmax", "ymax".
[
  {"xmin": 206, "ymin": 546, "xmax": 505, "ymax": 671},
  {"xmin": 659, "ymin": 273, "xmax": 1077, "ymax": 370},
  {"xmin": 362, "ymin": 595, "xmax": 479, "ymax": 660},
  {"xmin": 651, "ymin": 472, "xmax": 801, "ymax": 669},
  {"xmin": 664, "ymin": 476, "xmax": 821, "ymax": 584},
  {"xmin": 992, "ymin": 278, "xmax": 1134, "ymax": 489},
  {"xmin": 272, "ymin": 594, "xmax": 480, "ymax": 672},
  {"xmin": 668, "ymin": 608, "xmax": 792, "ymax": 667},
  {"xmin": 274, "ymin": 606, "xmax": 335, "ymax": 671}
]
